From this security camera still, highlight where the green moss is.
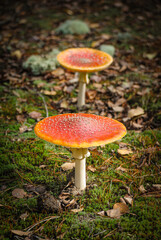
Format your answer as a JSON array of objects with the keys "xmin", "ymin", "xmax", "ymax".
[
  {"xmin": 26, "ymin": 11, "xmax": 66, "ymax": 31},
  {"xmin": 0, "ymin": 85, "xmax": 161, "ymax": 239},
  {"xmin": 1, "ymin": 128, "xmax": 161, "ymax": 238},
  {"xmin": 27, "ymin": 118, "xmax": 36, "ymax": 124}
]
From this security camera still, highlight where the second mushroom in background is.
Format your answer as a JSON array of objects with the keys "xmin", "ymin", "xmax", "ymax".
[{"xmin": 57, "ymin": 48, "xmax": 113, "ymax": 109}]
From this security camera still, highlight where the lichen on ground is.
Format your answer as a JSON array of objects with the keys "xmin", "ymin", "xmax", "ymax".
[
  {"xmin": 23, "ymin": 49, "xmax": 60, "ymax": 75},
  {"xmin": 100, "ymin": 44, "xmax": 115, "ymax": 57},
  {"xmin": 55, "ymin": 19, "xmax": 90, "ymax": 35}
]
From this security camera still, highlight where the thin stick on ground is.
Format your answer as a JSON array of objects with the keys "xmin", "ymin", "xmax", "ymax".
[
  {"xmin": 103, "ymin": 228, "xmax": 117, "ymax": 238},
  {"xmin": 26, "ymin": 88, "xmax": 49, "ymax": 118},
  {"xmin": 25, "ymin": 216, "xmax": 60, "ymax": 232},
  {"xmin": 37, "ymin": 92, "xmax": 49, "ymax": 118}
]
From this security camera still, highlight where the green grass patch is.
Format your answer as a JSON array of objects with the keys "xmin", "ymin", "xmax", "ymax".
[{"xmin": 0, "ymin": 124, "xmax": 160, "ymax": 239}]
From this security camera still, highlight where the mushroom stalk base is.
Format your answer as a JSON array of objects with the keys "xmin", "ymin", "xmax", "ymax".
[
  {"xmin": 71, "ymin": 148, "xmax": 90, "ymax": 190},
  {"xmin": 77, "ymin": 72, "xmax": 89, "ymax": 108}
]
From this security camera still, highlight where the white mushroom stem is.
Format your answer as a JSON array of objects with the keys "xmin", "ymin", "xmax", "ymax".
[
  {"xmin": 70, "ymin": 148, "xmax": 90, "ymax": 190},
  {"xmin": 77, "ymin": 72, "xmax": 89, "ymax": 108}
]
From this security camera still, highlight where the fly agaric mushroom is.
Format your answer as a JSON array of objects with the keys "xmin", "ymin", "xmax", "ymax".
[
  {"xmin": 34, "ymin": 113, "xmax": 126, "ymax": 191},
  {"xmin": 57, "ymin": 48, "xmax": 113, "ymax": 108}
]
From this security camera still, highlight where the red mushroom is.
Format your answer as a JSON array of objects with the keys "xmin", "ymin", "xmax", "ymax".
[
  {"xmin": 35, "ymin": 113, "xmax": 126, "ymax": 190},
  {"xmin": 57, "ymin": 48, "xmax": 113, "ymax": 108}
]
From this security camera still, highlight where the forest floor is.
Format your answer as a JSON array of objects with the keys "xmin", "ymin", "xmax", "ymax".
[{"xmin": 0, "ymin": 0, "xmax": 161, "ymax": 239}]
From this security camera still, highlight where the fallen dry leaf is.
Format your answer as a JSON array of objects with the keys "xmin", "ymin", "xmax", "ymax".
[
  {"xmin": 139, "ymin": 185, "xmax": 147, "ymax": 193},
  {"xmin": 90, "ymin": 23, "xmax": 100, "ymax": 28},
  {"xmin": 61, "ymin": 162, "xmax": 75, "ymax": 171},
  {"xmin": 51, "ymin": 68, "xmax": 64, "ymax": 77},
  {"xmin": 11, "ymin": 230, "xmax": 32, "ymax": 237},
  {"xmin": 120, "ymin": 197, "xmax": 126, "ymax": 204},
  {"xmin": 90, "ymin": 75, "xmax": 102, "ymax": 82},
  {"xmin": 59, "ymin": 192, "xmax": 70, "ymax": 200},
  {"xmin": 16, "ymin": 115, "xmax": 26, "ymax": 123},
  {"xmin": 117, "ymin": 149, "xmax": 133, "ymax": 155},
  {"xmin": 19, "ymin": 212, "xmax": 29, "ymax": 221},
  {"xmin": 43, "ymin": 90, "xmax": 57, "ymax": 96},
  {"xmin": 63, "ymin": 85, "xmax": 74, "ymax": 94},
  {"xmin": 112, "ymin": 106, "xmax": 124, "ymax": 112},
  {"xmin": 143, "ymin": 52, "xmax": 157, "ymax": 60},
  {"xmin": 60, "ymin": 100, "xmax": 69, "ymax": 108},
  {"xmin": 119, "ymin": 142, "xmax": 131, "ymax": 148},
  {"xmin": 97, "ymin": 204, "xmax": 128, "ymax": 219},
  {"xmin": 124, "ymin": 186, "xmax": 131, "ymax": 195},
  {"xmin": 53, "ymin": 85, "xmax": 62, "ymax": 91},
  {"xmin": 107, "ymin": 100, "xmax": 115, "ymax": 108},
  {"xmin": 71, "ymin": 207, "xmax": 84, "ymax": 213},
  {"xmin": 87, "ymin": 165, "xmax": 96, "ymax": 172},
  {"xmin": 91, "ymin": 39, "xmax": 104, "ymax": 48},
  {"xmin": 93, "ymin": 83, "xmax": 102, "ymax": 89},
  {"xmin": 128, "ymin": 107, "xmax": 144, "ymax": 119},
  {"xmin": 115, "ymin": 86, "xmax": 125, "ymax": 96},
  {"xmin": 12, "ymin": 188, "xmax": 27, "ymax": 199},
  {"xmin": 116, "ymin": 166, "xmax": 128, "ymax": 172},
  {"xmin": 101, "ymin": 33, "xmax": 112, "ymax": 40},
  {"xmin": 122, "ymin": 81, "xmax": 133, "ymax": 89},
  {"xmin": 68, "ymin": 199, "xmax": 76, "ymax": 205},
  {"xmin": 123, "ymin": 194, "xmax": 133, "ymax": 206},
  {"xmin": 19, "ymin": 125, "xmax": 33, "ymax": 133},
  {"xmin": 132, "ymin": 121, "xmax": 143, "ymax": 129},
  {"xmin": 86, "ymin": 90, "xmax": 97, "ymax": 100},
  {"xmin": 39, "ymin": 164, "xmax": 47, "ymax": 169},
  {"xmin": 19, "ymin": 18, "xmax": 27, "ymax": 24},
  {"xmin": 115, "ymin": 98, "xmax": 127, "ymax": 106},
  {"xmin": 108, "ymin": 85, "xmax": 116, "ymax": 93},
  {"xmin": 97, "ymin": 211, "xmax": 105, "ymax": 217},
  {"xmin": 113, "ymin": 202, "xmax": 129, "ymax": 214},
  {"xmin": 11, "ymin": 50, "xmax": 22, "ymax": 60},
  {"xmin": 13, "ymin": 90, "xmax": 21, "ymax": 97},
  {"xmin": 19, "ymin": 125, "xmax": 28, "ymax": 133},
  {"xmin": 106, "ymin": 209, "xmax": 121, "ymax": 219},
  {"xmin": 152, "ymin": 184, "xmax": 161, "ymax": 190},
  {"xmin": 29, "ymin": 111, "xmax": 42, "ymax": 120}
]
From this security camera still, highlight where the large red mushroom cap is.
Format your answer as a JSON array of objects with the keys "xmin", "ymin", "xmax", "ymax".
[
  {"xmin": 57, "ymin": 48, "xmax": 113, "ymax": 73},
  {"xmin": 34, "ymin": 113, "xmax": 126, "ymax": 148}
]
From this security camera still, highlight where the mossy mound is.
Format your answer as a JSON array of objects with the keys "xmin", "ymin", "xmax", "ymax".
[
  {"xmin": 23, "ymin": 49, "xmax": 60, "ymax": 75},
  {"xmin": 55, "ymin": 20, "xmax": 90, "ymax": 35},
  {"xmin": 100, "ymin": 44, "xmax": 115, "ymax": 57}
]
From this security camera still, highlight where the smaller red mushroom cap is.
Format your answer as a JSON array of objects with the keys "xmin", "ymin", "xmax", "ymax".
[
  {"xmin": 57, "ymin": 48, "xmax": 113, "ymax": 72},
  {"xmin": 34, "ymin": 113, "xmax": 126, "ymax": 148}
]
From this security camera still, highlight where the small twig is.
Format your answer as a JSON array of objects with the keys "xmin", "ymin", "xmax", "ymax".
[
  {"xmin": 141, "ymin": 194, "xmax": 161, "ymax": 198},
  {"xmin": 14, "ymin": 236, "xmax": 22, "ymax": 240},
  {"xmin": 93, "ymin": 229, "xmax": 108, "ymax": 237},
  {"xmin": 25, "ymin": 216, "xmax": 59, "ymax": 232},
  {"xmin": 103, "ymin": 228, "xmax": 117, "ymax": 238},
  {"xmin": 37, "ymin": 92, "xmax": 49, "ymax": 118},
  {"xmin": 15, "ymin": 170, "xmax": 33, "ymax": 184},
  {"xmin": 140, "ymin": 190, "xmax": 161, "ymax": 198},
  {"xmin": 34, "ymin": 218, "xmax": 54, "ymax": 233},
  {"xmin": 134, "ymin": 172, "xmax": 160, "ymax": 178},
  {"xmin": 26, "ymin": 88, "xmax": 49, "ymax": 118}
]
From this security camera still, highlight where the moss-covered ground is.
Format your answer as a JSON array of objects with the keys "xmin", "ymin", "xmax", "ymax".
[{"xmin": 0, "ymin": 0, "xmax": 161, "ymax": 239}]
